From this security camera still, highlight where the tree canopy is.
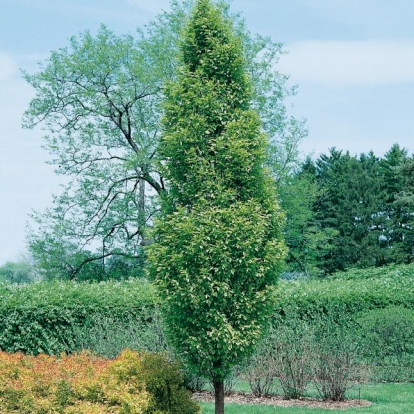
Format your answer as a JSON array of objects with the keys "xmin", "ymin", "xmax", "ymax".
[
  {"xmin": 292, "ymin": 144, "xmax": 414, "ymax": 275},
  {"xmin": 23, "ymin": 0, "xmax": 304, "ymax": 280}
]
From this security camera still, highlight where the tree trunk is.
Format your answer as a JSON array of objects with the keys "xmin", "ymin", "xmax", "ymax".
[{"xmin": 213, "ymin": 379, "xmax": 225, "ymax": 414}]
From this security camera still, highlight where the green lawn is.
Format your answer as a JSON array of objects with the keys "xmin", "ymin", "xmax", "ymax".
[{"xmin": 200, "ymin": 383, "xmax": 414, "ymax": 413}]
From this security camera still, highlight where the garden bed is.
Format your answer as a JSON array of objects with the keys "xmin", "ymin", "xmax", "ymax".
[{"xmin": 193, "ymin": 391, "xmax": 372, "ymax": 410}]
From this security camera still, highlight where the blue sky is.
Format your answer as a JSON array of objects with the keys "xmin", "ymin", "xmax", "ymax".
[{"xmin": 1, "ymin": 0, "xmax": 413, "ymax": 264}]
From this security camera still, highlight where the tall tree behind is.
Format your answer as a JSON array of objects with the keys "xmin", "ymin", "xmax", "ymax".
[
  {"xmin": 23, "ymin": 0, "xmax": 305, "ymax": 280},
  {"xmin": 380, "ymin": 144, "xmax": 413, "ymax": 263},
  {"xmin": 313, "ymin": 149, "xmax": 384, "ymax": 273},
  {"xmin": 394, "ymin": 155, "xmax": 414, "ymax": 262},
  {"xmin": 148, "ymin": 1, "xmax": 286, "ymax": 413},
  {"xmin": 280, "ymin": 159, "xmax": 338, "ymax": 276}
]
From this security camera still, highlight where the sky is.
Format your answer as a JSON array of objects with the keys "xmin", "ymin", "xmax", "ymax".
[{"xmin": 0, "ymin": 0, "xmax": 413, "ymax": 264}]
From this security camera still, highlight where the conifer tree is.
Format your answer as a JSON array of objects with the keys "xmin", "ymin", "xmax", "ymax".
[{"xmin": 148, "ymin": 1, "xmax": 286, "ymax": 412}]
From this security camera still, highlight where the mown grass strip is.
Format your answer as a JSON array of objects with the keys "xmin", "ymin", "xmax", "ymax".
[{"xmin": 200, "ymin": 383, "xmax": 414, "ymax": 413}]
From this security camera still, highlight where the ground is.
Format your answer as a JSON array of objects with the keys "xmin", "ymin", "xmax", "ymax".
[{"xmin": 192, "ymin": 391, "xmax": 372, "ymax": 410}]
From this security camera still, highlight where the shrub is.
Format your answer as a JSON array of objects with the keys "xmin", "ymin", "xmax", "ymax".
[
  {"xmin": 242, "ymin": 335, "xmax": 276, "ymax": 397},
  {"xmin": 0, "ymin": 279, "xmax": 157, "ymax": 355},
  {"xmin": 358, "ymin": 306, "xmax": 414, "ymax": 382},
  {"xmin": 0, "ymin": 262, "xmax": 412, "ymax": 394},
  {"xmin": 132, "ymin": 351, "xmax": 200, "ymax": 414},
  {"xmin": 311, "ymin": 313, "xmax": 364, "ymax": 401},
  {"xmin": 0, "ymin": 350, "xmax": 200, "ymax": 414},
  {"xmin": 271, "ymin": 318, "xmax": 313, "ymax": 399},
  {"xmin": 273, "ymin": 263, "xmax": 414, "ymax": 321},
  {"xmin": 72, "ymin": 308, "xmax": 168, "ymax": 358},
  {"xmin": 243, "ymin": 309, "xmax": 366, "ymax": 401},
  {"xmin": 0, "ymin": 351, "xmax": 117, "ymax": 413},
  {"xmin": 223, "ymin": 366, "xmax": 242, "ymax": 396},
  {"xmin": 182, "ymin": 368, "xmax": 207, "ymax": 393}
]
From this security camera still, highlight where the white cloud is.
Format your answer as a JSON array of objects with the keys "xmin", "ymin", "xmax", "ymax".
[
  {"xmin": 278, "ymin": 40, "xmax": 414, "ymax": 86},
  {"xmin": 0, "ymin": 54, "xmax": 17, "ymax": 80}
]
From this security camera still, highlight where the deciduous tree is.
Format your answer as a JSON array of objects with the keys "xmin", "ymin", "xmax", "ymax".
[
  {"xmin": 0, "ymin": 259, "xmax": 37, "ymax": 284},
  {"xmin": 148, "ymin": 1, "xmax": 286, "ymax": 412},
  {"xmin": 23, "ymin": 0, "xmax": 304, "ymax": 279}
]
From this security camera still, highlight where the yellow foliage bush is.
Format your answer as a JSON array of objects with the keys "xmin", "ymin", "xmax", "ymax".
[{"xmin": 0, "ymin": 350, "xmax": 199, "ymax": 414}]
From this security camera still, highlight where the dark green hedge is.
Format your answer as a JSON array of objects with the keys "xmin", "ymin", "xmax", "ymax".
[
  {"xmin": 1, "ymin": 264, "xmax": 413, "ymax": 356},
  {"xmin": 0, "ymin": 279, "xmax": 157, "ymax": 355},
  {"xmin": 273, "ymin": 263, "xmax": 414, "ymax": 320}
]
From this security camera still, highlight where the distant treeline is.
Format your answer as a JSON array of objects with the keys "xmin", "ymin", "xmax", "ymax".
[
  {"xmin": 2, "ymin": 144, "xmax": 412, "ymax": 283},
  {"xmin": 282, "ymin": 143, "xmax": 414, "ymax": 275}
]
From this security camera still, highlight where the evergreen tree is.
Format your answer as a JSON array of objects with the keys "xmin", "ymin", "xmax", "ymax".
[
  {"xmin": 394, "ymin": 156, "xmax": 414, "ymax": 262},
  {"xmin": 148, "ymin": 1, "xmax": 286, "ymax": 412},
  {"xmin": 279, "ymin": 163, "xmax": 336, "ymax": 276},
  {"xmin": 380, "ymin": 144, "xmax": 412, "ymax": 263},
  {"xmin": 313, "ymin": 149, "xmax": 384, "ymax": 273}
]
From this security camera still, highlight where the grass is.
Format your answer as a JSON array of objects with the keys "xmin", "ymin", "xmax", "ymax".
[{"xmin": 199, "ymin": 383, "xmax": 414, "ymax": 413}]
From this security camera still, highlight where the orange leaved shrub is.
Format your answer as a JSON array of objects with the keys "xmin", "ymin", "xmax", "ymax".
[{"xmin": 0, "ymin": 350, "xmax": 200, "ymax": 414}]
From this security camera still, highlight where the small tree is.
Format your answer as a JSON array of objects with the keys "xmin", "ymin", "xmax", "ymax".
[{"xmin": 148, "ymin": 1, "xmax": 286, "ymax": 413}]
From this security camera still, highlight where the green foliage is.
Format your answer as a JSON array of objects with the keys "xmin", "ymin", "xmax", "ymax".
[
  {"xmin": 1, "ymin": 262, "xmax": 412, "ymax": 389},
  {"xmin": 358, "ymin": 306, "xmax": 414, "ymax": 382},
  {"xmin": 72, "ymin": 310, "xmax": 167, "ymax": 358},
  {"xmin": 24, "ymin": 23, "xmax": 162, "ymax": 279},
  {"xmin": 272, "ymin": 265, "xmax": 414, "ymax": 384},
  {"xmin": 274, "ymin": 263, "xmax": 414, "ymax": 320},
  {"xmin": 297, "ymin": 145, "xmax": 414, "ymax": 275},
  {"xmin": 136, "ymin": 353, "xmax": 200, "ymax": 414},
  {"xmin": 0, "ymin": 260, "xmax": 38, "ymax": 285},
  {"xmin": 150, "ymin": 204, "xmax": 286, "ymax": 379},
  {"xmin": 0, "ymin": 279, "xmax": 156, "ymax": 355},
  {"xmin": 279, "ymin": 168, "xmax": 336, "ymax": 276},
  {"xmin": 311, "ymin": 149, "xmax": 385, "ymax": 273},
  {"xmin": 380, "ymin": 145, "xmax": 414, "ymax": 264},
  {"xmin": 149, "ymin": 0, "xmax": 286, "ymax": 393},
  {"xmin": 28, "ymin": 221, "xmax": 147, "ymax": 281}
]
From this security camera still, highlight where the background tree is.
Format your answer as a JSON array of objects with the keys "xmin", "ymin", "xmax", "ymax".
[
  {"xmin": 0, "ymin": 257, "xmax": 38, "ymax": 284},
  {"xmin": 23, "ymin": 0, "xmax": 305, "ymax": 280},
  {"xmin": 393, "ymin": 155, "xmax": 414, "ymax": 262},
  {"xmin": 24, "ymin": 25, "xmax": 167, "ymax": 279},
  {"xmin": 29, "ymin": 207, "xmax": 145, "ymax": 281},
  {"xmin": 311, "ymin": 149, "xmax": 384, "ymax": 273},
  {"xmin": 148, "ymin": 1, "xmax": 286, "ymax": 413},
  {"xmin": 379, "ymin": 144, "xmax": 413, "ymax": 264},
  {"xmin": 292, "ymin": 145, "xmax": 413, "ymax": 275},
  {"xmin": 279, "ymin": 162, "xmax": 337, "ymax": 277}
]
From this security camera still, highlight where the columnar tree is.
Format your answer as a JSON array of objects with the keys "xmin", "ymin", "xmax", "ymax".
[{"xmin": 148, "ymin": 1, "xmax": 286, "ymax": 413}]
